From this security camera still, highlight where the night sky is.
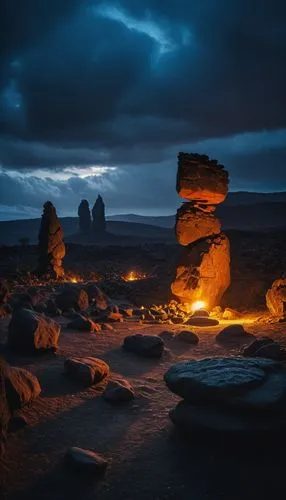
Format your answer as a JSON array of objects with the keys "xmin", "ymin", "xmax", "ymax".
[{"xmin": 0, "ymin": 1, "xmax": 286, "ymax": 220}]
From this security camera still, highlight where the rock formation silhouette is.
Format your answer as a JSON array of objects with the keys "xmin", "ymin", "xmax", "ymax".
[
  {"xmin": 92, "ymin": 195, "xmax": 106, "ymax": 233},
  {"xmin": 171, "ymin": 153, "xmax": 230, "ymax": 310},
  {"xmin": 37, "ymin": 201, "xmax": 65, "ymax": 278},
  {"xmin": 78, "ymin": 200, "xmax": 91, "ymax": 234}
]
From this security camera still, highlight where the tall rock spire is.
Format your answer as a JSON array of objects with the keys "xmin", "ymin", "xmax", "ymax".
[
  {"xmin": 92, "ymin": 194, "xmax": 106, "ymax": 233},
  {"xmin": 37, "ymin": 201, "xmax": 65, "ymax": 278}
]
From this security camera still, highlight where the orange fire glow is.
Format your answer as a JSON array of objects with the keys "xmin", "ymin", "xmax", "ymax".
[
  {"xmin": 123, "ymin": 271, "xmax": 146, "ymax": 282},
  {"xmin": 191, "ymin": 300, "xmax": 207, "ymax": 312}
]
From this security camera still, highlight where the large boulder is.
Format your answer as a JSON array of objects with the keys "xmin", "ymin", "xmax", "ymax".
[
  {"xmin": 123, "ymin": 334, "xmax": 164, "ymax": 358},
  {"xmin": 4, "ymin": 366, "xmax": 41, "ymax": 411},
  {"xmin": 171, "ymin": 234, "xmax": 230, "ymax": 310},
  {"xmin": 175, "ymin": 203, "xmax": 221, "ymax": 246},
  {"xmin": 266, "ymin": 278, "xmax": 286, "ymax": 318},
  {"xmin": 56, "ymin": 288, "xmax": 89, "ymax": 312},
  {"xmin": 176, "ymin": 153, "xmax": 229, "ymax": 204},
  {"xmin": 64, "ymin": 357, "xmax": 109, "ymax": 386},
  {"xmin": 8, "ymin": 308, "xmax": 60, "ymax": 354},
  {"xmin": 216, "ymin": 324, "xmax": 254, "ymax": 344},
  {"xmin": 164, "ymin": 357, "xmax": 278, "ymax": 403},
  {"xmin": 85, "ymin": 284, "xmax": 109, "ymax": 310}
]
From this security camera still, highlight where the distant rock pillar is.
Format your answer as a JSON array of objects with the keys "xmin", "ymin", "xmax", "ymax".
[
  {"xmin": 37, "ymin": 201, "xmax": 65, "ymax": 278},
  {"xmin": 92, "ymin": 195, "xmax": 106, "ymax": 233},
  {"xmin": 78, "ymin": 200, "xmax": 91, "ymax": 234},
  {"xmin": 171, "ymin": 153, "xmax": 230, "ymax": 310}
]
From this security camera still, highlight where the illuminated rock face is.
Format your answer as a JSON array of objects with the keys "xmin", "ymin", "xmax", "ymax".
[
  {"xmin": 266, "ymin": 278, "xmax": 286, "ymax": 318},
  {"xmin": 176, "ymin": 152, "xmax": 229, "ymax": 204},
  {"xmin": 37, "ymin": 201, "xmax": 65, "ymax": 278},
  {"xmin": 172, "ymin": 153, "xmax": 230, "ymax": 308},
  {"xmin": 171, "ymin": 234, "xmax": 230, "ymax": 310},
  {"xmin": 175, "ymin": 203, "xmax": 221, "ymax": 246}
]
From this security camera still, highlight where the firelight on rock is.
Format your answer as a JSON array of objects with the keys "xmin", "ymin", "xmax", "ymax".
[{"xmin": 191, "ymin": 300, "xmax": 207, "ymax": 313}]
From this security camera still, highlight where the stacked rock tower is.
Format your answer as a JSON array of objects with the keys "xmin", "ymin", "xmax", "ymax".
[{"xmin": 171, "ymin": 153, "xmax": 230, "ymax": 311}]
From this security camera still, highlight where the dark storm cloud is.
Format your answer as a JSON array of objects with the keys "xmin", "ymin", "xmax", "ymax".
[{"xmin": 0, "ymin": 0, "xmax": 286, "ymax": 219}]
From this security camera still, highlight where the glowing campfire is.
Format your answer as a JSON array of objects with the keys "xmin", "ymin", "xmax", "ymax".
[
  {"xmin": 123, "ymin": 271, "xmax": 147, "ymax": 282},
  {"xmin": 191, "ymin": 300, "xmax": 207, "ymax": 313}
]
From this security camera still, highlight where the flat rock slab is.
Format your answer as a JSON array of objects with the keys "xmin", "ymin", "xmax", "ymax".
[
  {"xmin": 123, "ymin": 334, "xmax": 164, "ymax": 358},
  {"xmin": 164, "ymin": 357, "xmax": 278, "ymax": 403},
  {"xmin": 103, "ymin": 378, "xmax": 134, "ymax": 403},
  {"xmin": 185, "ymin": 317, "xmax": 219, "ymax": 327},
  {"xmin": 64, "ymin": 357, "xmax": 109, "ymax": 387},
  {"xmin": 170, "ymin": 401, "xmax": 286, "ymax": 436},
  {"xmin": 66, "ymin": 447, "xmax": 108, "ymax": 475}
]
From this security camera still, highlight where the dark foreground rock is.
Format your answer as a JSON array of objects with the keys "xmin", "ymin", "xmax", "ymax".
[
  {"xmin": 67, "ymin": 314, "xmax": 101, "ymax": 333},
  {"xmin": 175, "ymin": 331, "xmax": 199, "ymax": 344},
  {"xmin": 64, "ymin": 357, "xmax": 109, "ymax": 387},
  {"xmin": 166, "ymin": 357, "xmax": 286, "ymax": 437},
  {"xmin": 56, "ymin": 288, "xmax": 89, "ymax": 312},
  {"xmin": 243, "ymin": 337, "xmax": 283, "ymax": 360},
  {"xmin": 123, "ymin": 334, "xmax": 164, "ymax": 358},
  {"xmin": 103, "ymin": 378, "xmax": 134, "ymax": 403},
  {"xmin": 216, "ymin": 324, "xmax": 254, "ymax": 344},
  {"xmin": 66, "ymin": 447, "xmax": 108, "ymax": 475},
  {"xmin": 8, "ymin": 308, "xmax": 60, "ymax": 354}
]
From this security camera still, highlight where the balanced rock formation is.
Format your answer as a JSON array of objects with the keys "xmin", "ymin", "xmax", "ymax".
[
  {"xmin": 176, "ymin": 152, "xmax": 229, "ymax": 204},
  {"xmin": 172, "ymin": 153, "xmax": 230, "ymax": 310},
  {"xmin": 172, "ymin": 234, "xmax": 230, "ymax": 310},
  {"xmin": 92, "ymin": 194, "xmax": 106, "ymax": 233},
  {"xmin": 266, "ymin": 277, "xmax": 286, "ymax": 318},
  {"xmin": 175, "ymin": 203, "xmax": 221, "ymax": 246},
  {"xmin": 37, "ymin": 201, "xmax": 65, "ymax": 278},
  {"xmin": 78, "ymin": 199, "xmax": 91, "ymax": 234}
]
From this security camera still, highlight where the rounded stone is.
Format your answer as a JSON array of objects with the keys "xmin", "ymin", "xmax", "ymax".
[{"xmin": 185, "ymin": 317, "xmax": 219, "ymax": 327}]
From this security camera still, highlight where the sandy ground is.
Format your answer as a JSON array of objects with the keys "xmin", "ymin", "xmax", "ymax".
[{"xmin": 2, "ymin": 318, "xmax": 286, "ymax": 500}]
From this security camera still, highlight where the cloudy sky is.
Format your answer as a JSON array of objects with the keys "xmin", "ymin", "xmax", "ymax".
[{"xmin": 0, "ymin": 1, "xmax": 286, "ymax": 220}]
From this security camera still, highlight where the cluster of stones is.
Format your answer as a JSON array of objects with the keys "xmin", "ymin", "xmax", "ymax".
[
  {"xmin": 165, "ymin": 356, "xmax": 286, "ymax": 436},
  {"xmin": 171, "ymin": 153, "xmax": 231, "ymax": 310},
  {"xmin": 78, "ymin": 194, "xmax": 106, "ymax": 235},
  {"xmin": 37, "ymin": 201, "xmax": 65, "ymax": 279}
]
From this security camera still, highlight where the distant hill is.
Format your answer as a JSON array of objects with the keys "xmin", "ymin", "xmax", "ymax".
[{"xmin": 0, "ymin": 191, "xmax": 285, "ymax": 245}]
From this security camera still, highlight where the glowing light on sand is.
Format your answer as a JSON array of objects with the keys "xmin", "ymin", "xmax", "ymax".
[
  {"xmin": 123, "ymin": 271, "xmax": 146, "ymax": 282},
  {"xmin": 191, "ymin": 300, "xmax": 207, "ymax": 312}
]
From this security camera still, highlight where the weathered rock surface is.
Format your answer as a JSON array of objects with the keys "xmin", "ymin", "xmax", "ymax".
[
  {"xmin": 56, "ymin": 288, "xmax": 89, "ymax": 312},
  {"xmin": 176, "ymin": 203, "xmax": 221, "ymax": 246},
  {"xmin": 222, "ymin": 307, "xmax": 243, "ymax": 320},
  {"xmin": 123, "ymin": 334, "xmax": 164, "ymax": 358},
  {"xmin": 85, "ymin": 284, "xmax": 109, "ymax": 310},
  {"xmin": 4, "ymin": 367, "xmax": 41, "ymax": 411},
  {"xmin": 67, "ymin": 314, "xmax": 101, "ymax": 333},
  {"xmin": 64, "ymin": 357, "xmax": 109, "ymax": 386},
  {"xmin": 103, "ymin": 378, "xmax": 134, "ymax": 402},
  {"xmin": 37, "ymin": 201, "xmax": 65, "ymax": 278},
  {"xmin": 164, "ymin": 357, "xmax": 277, "ymax": 402},
  {"xmin": 176, "ymin": 153, "xmax": 229, "ymax": 204},
  {"xmin": 216, "ymin": 324, "xmax": 254, "ymax": 344},
  {"xmin": 8, "ymin": 308, "xmax": 60, "ymax": 354},
  {"xmin": 66, "ymin": 447, "xmax": 108, "ymax": 475},
  {"xmin": 175, "ymin": 331, "xmax": 199, "ymax": 344},
  {"xmin": 171, "ymin": 234, "xmax": 230, "ymax": 309},
  {"xmin": 243, "ymin": 337, "xmax": 274, "ymax": 357},
  {"xmin": 243, "ymin": 337, "xmax": 283, "ymax": 360},
  {"xmin": 266, "ymin": 278, "xmax": 286, "ymax": 318}
]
